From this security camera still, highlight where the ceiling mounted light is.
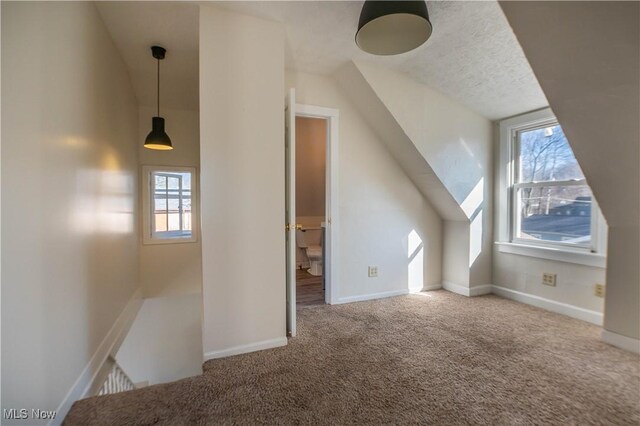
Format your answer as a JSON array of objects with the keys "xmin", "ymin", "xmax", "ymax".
[
  {"xmin": 144, "ymin": 45, "xmax": 173, "ymax": 150},
  {"xmin": 356, "ymin": 0, "xmax": 433, "ymax": 55}
]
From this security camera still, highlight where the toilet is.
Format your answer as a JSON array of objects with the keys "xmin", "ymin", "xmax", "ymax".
[{"xmin": 296, "ymin": 228, "xmax": 323, "ymax": 276}]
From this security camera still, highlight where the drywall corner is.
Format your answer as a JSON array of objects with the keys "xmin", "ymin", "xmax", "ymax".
[{"xmin": 199, "ymin": 5, "xmax": 286, "ymax": 356}]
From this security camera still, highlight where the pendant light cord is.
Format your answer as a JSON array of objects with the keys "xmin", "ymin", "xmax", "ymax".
[{"xmin": 157, "ymin": 57, "xmax": 160, "ymax": 116}]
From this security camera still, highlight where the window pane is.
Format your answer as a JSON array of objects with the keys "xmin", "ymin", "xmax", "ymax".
[
  {"xmin": 167, "ymin": 213, "xmax": 181, "ymax": 231},
  {"xmin": 150, "ymin": 170, "xmax": 194, "ymax": 240},
  {"xmin": 182, "ymin": 212, "xmax": 192, "ymax": 231},
  {"xmin": 154, "ymin": 197, "xmax": 167, "ymax": 213},
  {"xmin": 167, "ymin": 198, "xmax": 180, "ymax": 212},
  {"xmin": 155, "ymin": 175, "xmax": 166, "ymax": 190},
  {"xmin": 168, "ymin": 176, "xmax": 180, "ymax": 190},
  {"xmin": 516, "ymin": 185, "xmax": 592, "ymax": 246},
  {"xmin": 154, "ymin": 214, "xmax": 167, "ymax": 232},
  {"xmin": 518, "ymin": 125, "xmax": 585, "ymax": 183}
]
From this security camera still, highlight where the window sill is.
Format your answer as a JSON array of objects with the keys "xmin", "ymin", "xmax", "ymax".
[
  {"xmin": 142, "ymin": 237, "xmax": 198, "ymax": 246},
  {"xmin": 495, "ymin": 242, "xmax": 606, "ymax": 268}
]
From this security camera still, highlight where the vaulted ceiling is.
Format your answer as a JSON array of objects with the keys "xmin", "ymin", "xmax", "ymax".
[
  {"xmin": 96, "ymin": 2, "xmax": 200, "ymax": 111},
  {"xmin": 97, "ymin": 1, "xmax": 547, "ymax": 120}
]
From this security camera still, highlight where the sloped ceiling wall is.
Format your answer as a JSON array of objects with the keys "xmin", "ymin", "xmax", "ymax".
[
  {"xmin": 500, "ymin": 1, "xmax": 639, "ymax": 229},
  {"xmin": 336, "ymin": 61, "xmax": 494, "ymax": 288},
  {"xmin": 500, "ymin": 1, "xmax": 640, "ymax": 340},
  {"xmin": 335, "ymin": 62, "xmax": 466, "ymax": 221}
]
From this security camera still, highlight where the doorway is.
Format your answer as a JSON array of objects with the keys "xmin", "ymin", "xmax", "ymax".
[
  {"xmin": 295, "ymin": 116, "xmax": 327, "ymax": 307},
  {"xmin": 285, "ymin": 89, "xmax": 339, "ymax": 337}
]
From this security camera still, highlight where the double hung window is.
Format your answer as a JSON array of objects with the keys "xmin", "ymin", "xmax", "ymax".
[{"xmin": 497, "ymin": 109, "xmax": 606, "ymax": 266}]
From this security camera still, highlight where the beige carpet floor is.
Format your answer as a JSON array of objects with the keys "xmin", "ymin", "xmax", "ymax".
[{"xmin": 66, "ymin": 291, "xmax": 640, "ymax": 425}]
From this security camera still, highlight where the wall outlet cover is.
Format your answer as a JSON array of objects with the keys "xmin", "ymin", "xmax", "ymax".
[
  {"xmin": 542, "ymin": 272, "xmax": 557, "ymax": 287},
  {"xmin": 368, "ymin": 266, "xmax": 378, "ymax": 278},
  {"xmin": 595, "ymin": 284, "xmax": 605, "ymax": 298}
]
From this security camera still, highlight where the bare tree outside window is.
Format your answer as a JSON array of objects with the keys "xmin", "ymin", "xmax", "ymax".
[{"xmin": 514, "ymin": 124, "xmax": 592, "ymax": 247}]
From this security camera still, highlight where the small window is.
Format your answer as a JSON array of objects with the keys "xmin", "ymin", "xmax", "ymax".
[{"xmin": 142, "ymin": 166, "xmax": 197, "ymax": 244}]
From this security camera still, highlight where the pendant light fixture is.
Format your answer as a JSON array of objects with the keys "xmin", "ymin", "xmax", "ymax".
[
  {"xmin": 144, "ymin": 45, "xmax": 173, "ymax": 150},
  {"xmin": 356, "ymin": 1, "xmax": 433, "ymax": 56}
]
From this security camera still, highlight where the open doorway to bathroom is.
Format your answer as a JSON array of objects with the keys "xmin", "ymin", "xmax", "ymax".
[
  {"xmin": 285, "ymin": 89, "xmax": 339, "ymax": 336},
  {"xmin": 295, "ymin": 116, "xmax": 327, "ymax": 307}
]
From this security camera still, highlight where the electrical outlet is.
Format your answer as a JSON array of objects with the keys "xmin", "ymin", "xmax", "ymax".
[
  {"xmin": 542, "ymin": 272, "xmax": 556, "ymax": 287},
  {"xmin": 595, "ymin": 284, "xmax": 605, "ymax": 298},
  {"xmin": 368, "ymin": 266, "xmax": 378, "ymax": 278}
]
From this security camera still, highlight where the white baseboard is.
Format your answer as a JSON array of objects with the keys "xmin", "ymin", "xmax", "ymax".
[
  {"xmin": 335, "ymin": 289, "xmax": 409, "ymax": 304},
  {"xmin": 442, "ymin": 281, "xmax": 492, "ymax": 297},
  {"xmin": 53, "ymin": 288, "xmax": 143, "ymax": 425},
  {"xmin": 601, "ymin": 330, "xmax": 640, "ymax": 354},
  {"xmin": 442, "ymin": 281, "xmax": 467, "ymax": 296},
  {"xmin": 203, "ymin": 337, "xmax": 288, "ymax": 361},
  {"xmin": 422, "ymin": 284, "xmax": 443, "ymax": 291},
  {"xmin": 470, "ymin": 285, "xmax": 493, "ymax": 296},
  {"xmin": 491, "ymin": 285, "xmax": 603, "ymax": 326}
]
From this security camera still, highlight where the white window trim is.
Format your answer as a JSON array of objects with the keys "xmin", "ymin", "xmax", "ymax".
[
  {"xmin": 142, "ymin": 165, "xmax": 198, "ymax": 245},
  {"xmin": 495, "ymin": 242, "xmax": 606, "ymax": 268},
  {"xmin": 497, "ymin": 108, "xmax": 607, "ymax": 268}
]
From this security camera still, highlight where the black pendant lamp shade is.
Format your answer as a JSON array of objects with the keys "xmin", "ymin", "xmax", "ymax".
[
  {"xmin": 144, "ymin": 46, "xmax": 173, "ymax": 150},
  {"xmin": 146, "ymin": 117, "xmax": 172, "ymax": 150},
  {"xmin": 356, "ymin": 1, "xmax": 432, "ymax": 55}
]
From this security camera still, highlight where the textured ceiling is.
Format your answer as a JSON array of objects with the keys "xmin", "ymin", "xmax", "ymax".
[
  {"xmin": 372, "ymin": 1, "xmax": 549, "ymax": 120},
  {"xmin": 97, "ymin": 1, "xmax": 547, "ymax": 120}
]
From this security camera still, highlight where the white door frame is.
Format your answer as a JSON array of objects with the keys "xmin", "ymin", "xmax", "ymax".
[
  {"xmin": 285, "ymin": 89, "xmax": 297, "ymax": 337},
  {"xmin": 295, "ymin": 103, "xmax": 340, "ymax": 305}
]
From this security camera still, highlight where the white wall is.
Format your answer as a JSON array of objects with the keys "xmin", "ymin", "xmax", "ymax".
[
  {"xmin": 115, "ymin": 294, "xmax": 202, "ymax": 386},
  {"xmin": 288, "ymin": 71, "xmax": 443, "ymax": 299},
  {"xmin": 138, "ymin": 106, "xmax": 202, "ymax": 298},
  {"xmin": 492, "ymin": 118, "xmax": 606, "ymax": 320},
  {"xmin": 352, "ymin": 62, "xmax": 491, "ymax": 211},
  {"xmin": 200, "ymin": 6, "xmax": 287, "ymax": 358},
  {"xmin": 1, "ymin": 2, "xmax": 139, "ymax": 422},
  {"xmin": 605, "ymin": 228, "xmax": 639, "ymax": 340},
  {"xmin": 500, "ymin": 1, "xmax": 639, "ymax": 342},
  {"xmin": 114, "ymin": 107, "xmax": 203, "ymax": 387},
  {"xmin": 493, "ymin": 252, "xmax": 606, "ymax": 314},
  {"xmin": 443, "ymin": 221, "xmax": 471, "ymax": 286},
  {"xmin": 336, "ymin": 62, "xmax": 493, "ymax": 291}
]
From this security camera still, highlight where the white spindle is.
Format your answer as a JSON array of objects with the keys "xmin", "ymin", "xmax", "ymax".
[{"xmin": 97, "ymin": 360, "xmax": 135, "ymax": 396}]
